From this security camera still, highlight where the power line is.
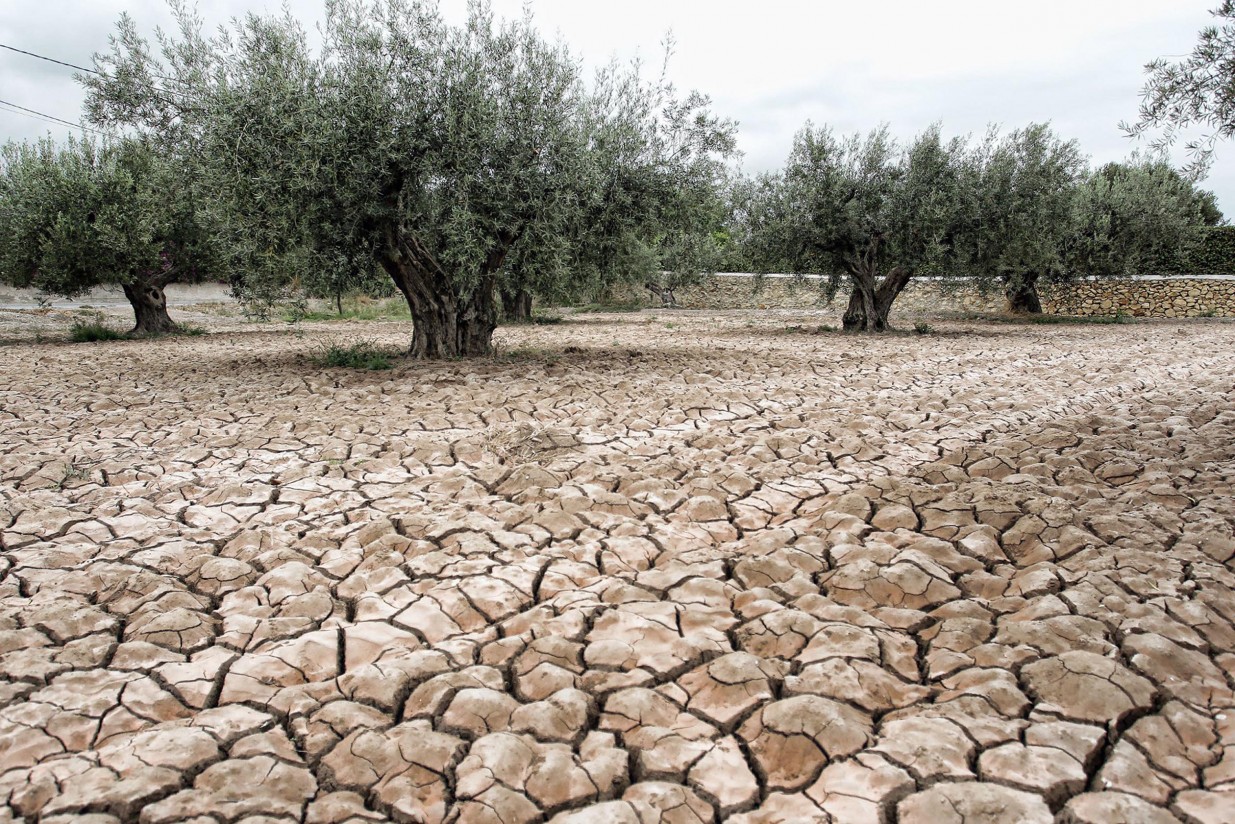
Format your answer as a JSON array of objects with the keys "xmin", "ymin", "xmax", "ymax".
[
  {"xmin": 0, "ymin": 41, "xmax": 199, "ymax": 101},
  {"xmin": 0, "ymin": 42, "xmax": 98, "ymax": 75},
  {"xmin": 0, "ymin": 98, "xmax": 112, "ymax": 137}
]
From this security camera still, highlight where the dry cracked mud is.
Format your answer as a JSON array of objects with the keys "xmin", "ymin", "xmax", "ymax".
[{"xmin": 2, "ymin": 310, "xmax": 1235, "ymax": 823}]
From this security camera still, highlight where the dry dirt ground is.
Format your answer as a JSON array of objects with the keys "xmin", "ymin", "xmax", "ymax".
[{"xmin": 2, "ymin": 310, "xmax": 1235, "ymax": 824}]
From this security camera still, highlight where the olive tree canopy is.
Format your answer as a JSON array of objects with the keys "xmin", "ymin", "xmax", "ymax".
[
  {"xmin": 744, "ymin": 124, "xmax": 975, "ymax": 331},
  {"xmin": 966, "ymin": 124, "xmax": 1086, "ymax": 313},
  {"xmin": 83, "ymin": 0, "xmax": 736, "ymax": 356},
  {"xmin": 1069, "ymin": 155, "xmax": 1208, "ymax": 280},
  {"xmin": 0, "ymin": 136, "xmax": 219, "ymax": 334}
]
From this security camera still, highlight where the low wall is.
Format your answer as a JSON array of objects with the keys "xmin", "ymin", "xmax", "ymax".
[
  {"xmin": 1039, "ymin": 277, "xmax": 1235, "ymax": 318},
  {"xmin": 0, "ymin": 283, "xmax": 233, "ymax": 309},
  {"xmin": 608, "ymin": 274, "xmax": 1235, "ymax": 318}
]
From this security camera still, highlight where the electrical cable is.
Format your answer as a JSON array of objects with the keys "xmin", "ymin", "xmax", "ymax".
[
  {"xmin": 0, "ymin": 41, "xmax": 199, "ymax": 101},
  {"xmin": 0, "ymin": 98, "xmax": 112, "ymax": 136},
  {"xmin": 0, "ymin": 42, "xmax": 98, "ymax": 75}
]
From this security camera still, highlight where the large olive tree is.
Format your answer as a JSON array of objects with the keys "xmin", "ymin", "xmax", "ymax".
[
  {"xmin": 745, "ymin": 124, "xmax": 975, "ymax": 331},
  {"xmin": 84, "ymin": 0, "xmax": 734, "ymax": 355},
  {"xmin": 0, "ymin": 136, "xmax": 219, "ymax": 334}
]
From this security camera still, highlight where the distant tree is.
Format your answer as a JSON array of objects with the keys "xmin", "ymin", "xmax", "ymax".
[
  {"xmin": 1068, "ymin": 154, "xmax": 1207, "ymax": 279},
  {"xmin": 84, "ymin": 0, "xmax": 735, "ymax": 356},
  {"xmin": 1127, "ymin": 1, "xmax": 1235, "ymax": 176},
  {"xmin": 560, "ymin": 58, "xmax": 737, "ymax": 311},
  {"xmin": 0, "ymin": 136, "xmax": 219, "ymax": 334},
  {"xmin": 966, "ymin": 124, "xmax": 1086, "ymax": 313},
  {"xmin": 746, "ymin": 124, "xmax": 974, "ymax": 331},
  {"xmin": 961, "ymin": 132, "xmax": 1207, "ymax": 310},
  {"xmin": 299, "ymin": 251, "xmax": 389, "ymax": 317}
]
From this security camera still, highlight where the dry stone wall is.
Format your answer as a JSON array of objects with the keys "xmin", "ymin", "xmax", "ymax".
[
  {"xmin": 608, "ymin": 274, "xmax": 1235, "ymax": 318},
  {"xmin": 1039, "ymin": 276, "xmax": 1235, "ymax": 318}
]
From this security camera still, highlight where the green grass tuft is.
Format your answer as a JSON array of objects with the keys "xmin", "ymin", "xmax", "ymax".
[
  {"xmin": 315, "ymin": 339, "xmax": 396, "ymax": 370},
  {"xmin": 574, "ymin": 299, "xmax": 646, "ymax": 313},
  {"xmin": 69, "ymin": 315, "xmax": 127, "ymax": 342}
]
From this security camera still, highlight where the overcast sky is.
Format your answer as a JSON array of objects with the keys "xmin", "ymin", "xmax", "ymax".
[{"xmin": 2, "ymin": 1, "xmax": 1232, "ymax": 212}]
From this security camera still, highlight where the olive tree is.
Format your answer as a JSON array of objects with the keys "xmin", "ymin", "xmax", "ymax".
[
  {"xmin": 493, "ymin": 61, "xmax": 736, "ymax": 316},
  {"xmin": 84, "ymin": 0, "xmax": 734, "ymax": 355},
  {"xmin": 0, "ymin": 136, "xmax": 219, "ymax": 334},
  {"xmin": 965, "ymin": 124, "xmax": 1086, "ymax": 313},
  {"xmin": 746, "ymin": 124, "xmax": 974, "ymax": 331},
  {"xmin": 1068, "ymin": 155, "xmax": 1207, "ymax": 279}
]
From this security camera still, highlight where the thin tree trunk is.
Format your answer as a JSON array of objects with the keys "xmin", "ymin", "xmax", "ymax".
[
  {"xmin": 501, "ymin": 288, "xmax": 533, "ymax": 322},
  {"xmin": 645, "ymin": 281, "xmax": 678, "ymax": 308},
  {"xmin": 1005, "ymin": 276, "xmax": 1042, "ymax": 314},
  {"xmin": 123, "ymin": 282, "xmax": 178, "ymax": 335}
]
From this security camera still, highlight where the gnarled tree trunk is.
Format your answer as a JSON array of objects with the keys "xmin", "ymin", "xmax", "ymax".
[
  {"xmin": 123, "ymin": 282, "xmax": 178, "ymax": 335},
  {"xmin": 842, "ymin": 266, "xmax": 912, "ymax": 332},
  {"xmin": 1005, "ymin": 275, "xmax": 1042, "ymax": 314},
  {"xmin": 500, "ymin": 287, "xmax": 533, "ymax": 322},
  {"xmin": 380, "ymin": 229, "xmax": 509, "ymax": 358}
]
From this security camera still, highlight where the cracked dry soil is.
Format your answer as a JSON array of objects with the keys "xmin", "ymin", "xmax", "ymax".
[{"xmin": 2, "ymin": 311, "xmax": 1235, "ymax": 824}]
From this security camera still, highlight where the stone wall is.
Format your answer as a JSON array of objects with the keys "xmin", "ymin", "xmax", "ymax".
[
  {"xmin": 607, "ymin": 274, "xmax": 1235, "ymax": 318},
  {"xmin": 1039, "ymin": 277, "xmax": 1235, "ymax": 318}
]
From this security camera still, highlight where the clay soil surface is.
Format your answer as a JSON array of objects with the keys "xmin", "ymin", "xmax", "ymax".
[{"xmin": 2, "ymin": 310, "xmax": 1235, "ymax": 823}]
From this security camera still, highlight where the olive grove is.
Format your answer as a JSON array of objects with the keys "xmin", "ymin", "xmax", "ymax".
[
  {"xmin": 82, "ymin": 0, "xmax": 736, "ymax": 355},
  {"xmin": 738, "ymin": 121, "xmax": 1215, "ymax": 327}
]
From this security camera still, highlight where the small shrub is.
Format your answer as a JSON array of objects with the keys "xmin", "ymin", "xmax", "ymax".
[
  {"xmin": 70, "ymin": 314, "xmax": 126, "ymax": 342},
  {"xmin": 315, "ymin": 339, "xmax": 395, "ymax": 370},
  {"xmin": 57, "ymin": 458, "xmax": 89, "ymax": 489},
  {"xmin": 913, "ymin": 322, "xmax": 934, "ymax": 335},
  {"xmin": 529, "ymin": 313, "xmax": 564, "ymax": 325}
]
